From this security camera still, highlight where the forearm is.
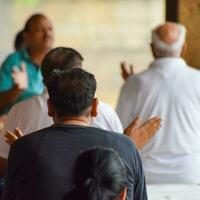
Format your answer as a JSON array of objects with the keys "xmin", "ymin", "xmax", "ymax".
[{"xmin": 0, "ymin": 86, "xmax": 23, "ymax": 113}]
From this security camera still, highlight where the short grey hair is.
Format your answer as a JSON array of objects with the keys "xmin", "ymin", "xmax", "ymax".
[{"xmin": 152, "ymin": 24, "xmax": 186, "ymax": 57}]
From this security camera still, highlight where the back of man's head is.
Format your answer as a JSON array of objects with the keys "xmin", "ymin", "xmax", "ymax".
[
  {"xmin": 41, "ymin": 47, "xmax": 84, "ymax": 84},
  {"xmin": 152, "ymin": 22, "xmax": 186, "ymax": 57},
  {"xmin": 47, "ymin": 68, "xmax": 96, "ymax": 118}
]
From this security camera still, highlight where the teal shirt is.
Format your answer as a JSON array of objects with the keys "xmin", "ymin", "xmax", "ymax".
[{"xmin": 0, "ymin": 49, "xmax": 44, "ymax": 111}]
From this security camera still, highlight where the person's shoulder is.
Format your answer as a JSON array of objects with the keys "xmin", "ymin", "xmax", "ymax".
[
  {"xmin": 124, "ymin": 69, "xmax": 148, "ymax": 87},
  {"xmin": 186, "ymin": 65, "xmax": 200, "ymax": 77},
  {"xmin": 98, "ymin": 101, "xmax": 113, "ymax": 111},
  {"xmin": 1, "ymin": 50, "xmax": 24, "ymax": 69},
  {"xmin": 13, "ymin": 126, "xmax": 53, "ymax": 146},
  {"xmin": 120, "ymin": 71, "xmax": 146, "ymax": 95},
  {"xmin": 4, "ymin": 50, "xmax": 23, "ymax": 62},
  {"xmin": 15, "ymin": 93, "xmax": 45, "ymax": 108},
  {"xmin": 97, "ymin": 101, "xmax": 118, "ymax": 117},
  {"xmin": 91, "ymin": 126, "xmax": 134, "ymax": 147},
  {"xmin": 100, "ymin": 129, "xmax": 139, "ymax": 162}
]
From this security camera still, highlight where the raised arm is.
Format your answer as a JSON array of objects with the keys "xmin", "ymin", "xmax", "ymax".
[
  {"xmin": 120, "ymin": 61, "xmax": 134, "ymax": 81},
  {"xmin": 0, "ymin": 63, "xmax": 28, "ymax": 113}
]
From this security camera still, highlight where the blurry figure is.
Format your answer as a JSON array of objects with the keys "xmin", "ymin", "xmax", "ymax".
[
  {"xmin": 0, "ymin": 13, "xmax": 54, "ymax": 114},
  {"xmin": 65, "ymin": 147, "xmax": 128, "ymax": 200},
  {"xmin": 14, "ymin": 30, "xmax": 26, "ymax": 51},
  {"xmin": 116, "ymin": 22, "xmax": 200, "ymax": 184}
]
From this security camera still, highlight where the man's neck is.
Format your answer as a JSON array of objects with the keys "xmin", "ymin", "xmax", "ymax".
[
  {"xmin": 28, "ymin": 48, "xmax": 50, "ymax": 66},
  {"xmin": 54, "ymin": 116, "xmax": 91, "ymax": 127}
]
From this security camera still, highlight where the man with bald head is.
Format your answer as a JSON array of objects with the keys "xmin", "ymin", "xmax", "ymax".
[{"xmin": 116, "ymin": 22, "xmax": 200, "ymax": 183}]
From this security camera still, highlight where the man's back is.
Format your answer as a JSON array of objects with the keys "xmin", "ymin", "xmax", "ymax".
[
  {"xmin": 117, "ymin": 57, "xmax": 200, "ymax": 183},
  {"xmin": 2, "ymin": 125, "xmax": 147, "ymax": 200}
]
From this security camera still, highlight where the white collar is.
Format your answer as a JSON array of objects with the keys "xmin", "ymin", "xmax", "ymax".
[{"xmin": 149, "ymin": 57, "xmax": 187, "ymax": 70}]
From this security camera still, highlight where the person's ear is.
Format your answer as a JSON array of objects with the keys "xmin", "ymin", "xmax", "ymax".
[
  {"xmin": 47, "ymin": 98, "xmax": 55, "ymax": 117},
  {"xmin": 118, "ymin": 188, "xmax": 127, "ymax": 200},
  {"xmin": 91, "ymin": 98, "xmax": 98, "ymax": 117},
  {"xmin": 181, "ymin": 42, "xmax": 187, "ymax": 57}
]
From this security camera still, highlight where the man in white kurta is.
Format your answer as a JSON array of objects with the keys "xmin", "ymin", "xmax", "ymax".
[{"xmin": 116, "ymin": 22, "xmax": 200, "ymax": 184}]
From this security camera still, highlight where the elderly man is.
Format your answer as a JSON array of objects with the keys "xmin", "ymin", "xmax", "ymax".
[
  {"xmin": 2, "ymin": 68, "xmax": 148, "ymax": 200},
  {"xmin": 0, "ymin": 13, "xmax": 54, "ymax": 114},
  {"xmin": 116, "ymin": 22, "xmax": 200, "ymax": 184}
]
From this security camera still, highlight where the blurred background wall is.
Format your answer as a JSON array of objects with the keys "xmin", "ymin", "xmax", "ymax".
[
  {"xmin": 179, "ymin": 0, "xmax": 200, "ymax": 69},
  {"xmin": 0, "ymin": 0, "xmax": 164, "ymax": 107}
]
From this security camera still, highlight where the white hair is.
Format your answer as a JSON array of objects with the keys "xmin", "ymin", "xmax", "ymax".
[{"xmin": 152, "ymin": 24, "xmax": 186, "ymax": 57}]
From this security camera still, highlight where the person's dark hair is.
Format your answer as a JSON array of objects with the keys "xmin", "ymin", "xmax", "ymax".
[
  {"xmin": 14, "ymin": 30, "xmax": 25, "ymax": 51},
  {"xmin": 47, "ymin": 68, "xmax": 96, "ymax": 117},
  {"xmin": 23, "ymin": 13, "xmax": 47, "ymax": 32},
  {"xmin": 66, "ymin": 147, "xmax": 128, "ymax": 200},
  {"xmin": 41, "ymin": 47, "xmax": 83, "ymax": 84}
]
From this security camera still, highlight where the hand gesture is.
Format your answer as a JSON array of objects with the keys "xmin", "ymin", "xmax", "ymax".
[
  {"xmin": 124, "ymin": 116, "xmax": 161, "ymax": 150},
  {"xmin": 4, "ymin": 127, "xmax": 23, "ymax": 146},
  {"xmin": 120, "ymin": 61, "xmax": 134, "ymax": 81},
  {"xmin": 12, "ymin": 62, "xmax": 28, "ymax": 90}
]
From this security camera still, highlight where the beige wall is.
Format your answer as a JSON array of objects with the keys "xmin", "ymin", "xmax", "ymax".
[
  {"xmin": 0, "ymin": 0, "xmax": 164, "ymax": 106},
  {"xmin": 179, "ymin": 0, "xmax": 200, "ymax": 68}
]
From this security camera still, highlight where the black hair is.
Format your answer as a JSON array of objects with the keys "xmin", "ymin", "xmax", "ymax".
[
  {"xmin": 47, "ymin": 68, "xmax": 96, "ymax": 118},
  {"xmin": 23, "ymin": 13, "xmax": 47, "ymax": 32},
  {"xmin": 65, "ymin": 147, "xmax": 128, "ymax": 200},
  {"xmin": 14, "ymin": 30, "xmax": 25, "ymax": 51},
  {"xmin": 41, "ymin": 47, "xmax": 83, "ymax": 84}
]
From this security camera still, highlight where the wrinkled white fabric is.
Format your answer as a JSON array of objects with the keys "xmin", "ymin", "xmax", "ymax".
[{"xmin": 116, "ymin": 57, "xmax": 200, "ymax": 184}]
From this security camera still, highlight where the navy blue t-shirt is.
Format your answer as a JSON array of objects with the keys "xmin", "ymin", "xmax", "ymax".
[{"xmin": 2, "ymin": 124, "xmax": 147, "ymax": 200}]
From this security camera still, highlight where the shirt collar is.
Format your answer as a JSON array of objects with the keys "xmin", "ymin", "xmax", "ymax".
[
  {"xmin": 149, "ymin": 57, "xmax": 187, "ymax": 70},
  {"xmin": 20, "ymin": 48, "xmax": 40, "ymax": 68},
  {"xmin": 20, "ymin": 48, "xmax": 30, "ymax": 61}
]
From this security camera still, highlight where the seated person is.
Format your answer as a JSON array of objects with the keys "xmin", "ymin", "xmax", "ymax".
[{"xmin": 65, "ymin": 147, "xmax": 128, "ymax": 200}]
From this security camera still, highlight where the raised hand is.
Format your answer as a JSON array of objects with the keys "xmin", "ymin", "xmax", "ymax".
[
  {"xmin": 12, "ymin": 62, "xmax": 28, "ymax": 90},
  {"xmin": 120, "ymin": 61, "xmax": 134, "ymax": 81},
  {"xmin": 124, "ymin": 116, "xmax": 161, "ymax": 149},
  {"xmin": 4, "ymin": 127, "xmax": 23, "ymax": 145}
]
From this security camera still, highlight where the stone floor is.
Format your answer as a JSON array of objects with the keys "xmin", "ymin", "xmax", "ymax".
[{"xmin": 147, "ymin": 184, "xmax": 200, "ymax": 200}]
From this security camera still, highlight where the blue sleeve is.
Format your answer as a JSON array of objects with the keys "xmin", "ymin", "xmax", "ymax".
[
  {"xmin": 118, "ymin": 135, "xmax": 147, "ymax": 200},
  {"xmin": 124, "ymin": 138, "xmax": 148, "ymax": 200},
  {"xmin": 0, "ymin": 54, "xmax": 21, "ymax": 92},
  {"xmin": 133, "ymin": 149, "xmax": 148, "ymax": 200}
]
